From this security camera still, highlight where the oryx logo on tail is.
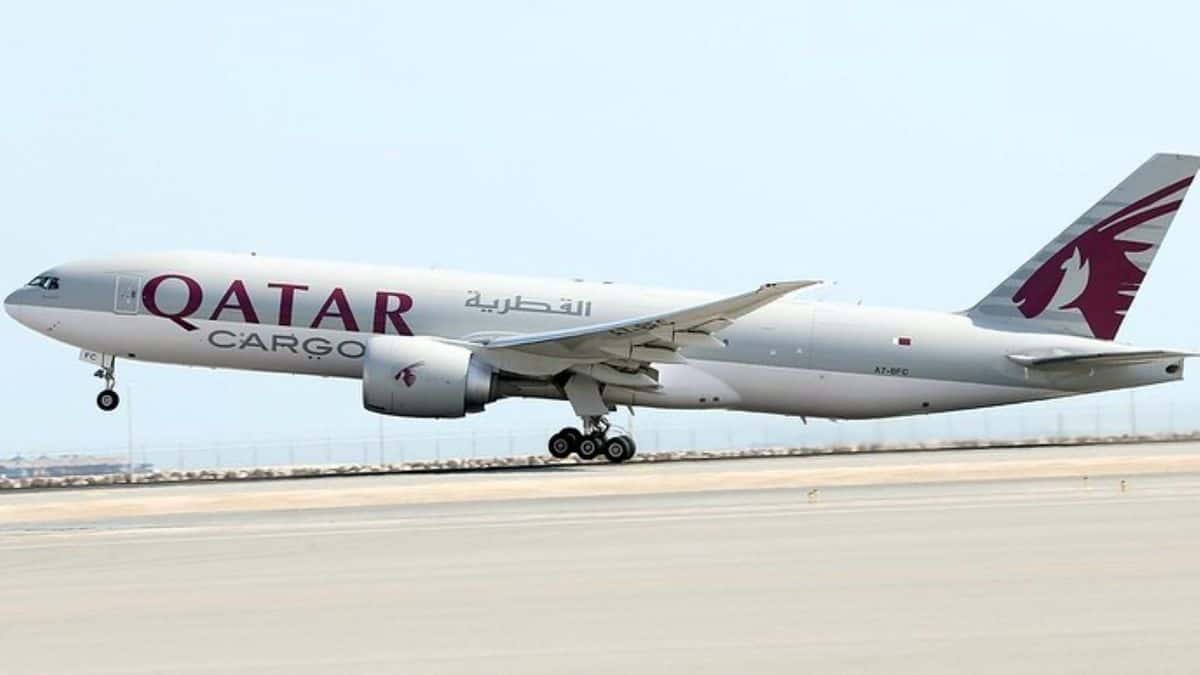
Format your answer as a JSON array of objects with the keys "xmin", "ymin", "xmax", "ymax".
[
  {"xmin": 967, "ymin": 154, "xmax": 1199, "ymax": 340},
  {"xmin": 1011, "ymin": 176, "xmax": 1192, "ymax": 339}
]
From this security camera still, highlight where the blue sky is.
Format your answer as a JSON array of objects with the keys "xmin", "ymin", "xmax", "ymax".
[{"xmin": 4, "ymin": 2, "xmax": 1200, "ymax": 460}]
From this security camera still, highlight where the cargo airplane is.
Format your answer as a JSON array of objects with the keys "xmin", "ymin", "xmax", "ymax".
[{"xmin": 6, "ymin": 154, "xmax": 1198, "ymax": 462}]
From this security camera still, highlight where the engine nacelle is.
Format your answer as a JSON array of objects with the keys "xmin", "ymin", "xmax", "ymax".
[{"xmin": 362, "ymin": 336, "xmax": 497, "ymax": 418}]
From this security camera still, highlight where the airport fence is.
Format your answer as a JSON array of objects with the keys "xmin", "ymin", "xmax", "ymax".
[{"xmin": 3, "ymin": 396, "xmax": 1196, "ymax": 478}]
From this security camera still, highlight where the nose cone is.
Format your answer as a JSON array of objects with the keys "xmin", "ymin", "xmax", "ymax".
[{"xmin": 4, "ymin": 289, "xmax": 26, "ymax": 324}]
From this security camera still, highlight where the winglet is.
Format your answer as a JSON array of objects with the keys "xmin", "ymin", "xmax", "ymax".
[
  {"xmin": 737, "ymin": 280, "xmax": 821, "ymax": 315},
  {"xmin": 761, "ymin": 280, "xmax": 822, "ymax": 293}
]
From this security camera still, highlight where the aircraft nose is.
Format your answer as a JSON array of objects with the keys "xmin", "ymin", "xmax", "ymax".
[{"xmin": 4, "ymin": 289, "xmax": 26, "ymax": 324}]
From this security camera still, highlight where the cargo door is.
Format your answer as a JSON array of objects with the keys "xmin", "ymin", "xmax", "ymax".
[{"xmin": 114, "ymin": 275, "xmax": 141, "ymax": 314}]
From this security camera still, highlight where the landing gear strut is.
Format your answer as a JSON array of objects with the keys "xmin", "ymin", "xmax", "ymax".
[
  {"xmin": 546, "ymin": 416, "xmax": 637, "ymax": 463},
  {"xmin": 93, "ymin": 358, "xmax": 119, "ymax": 412}
]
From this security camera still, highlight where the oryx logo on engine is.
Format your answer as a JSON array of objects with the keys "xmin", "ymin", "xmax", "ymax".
[{"xmin": 394, "ymin": 361, "xmax": 424, "ymax": 387}]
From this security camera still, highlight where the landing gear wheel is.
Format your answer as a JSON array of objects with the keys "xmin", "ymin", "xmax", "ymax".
[
  {"xmin": 92, "ymin": 356, "xmax": 119, "ymax": 412},
  {"xmin": 603, "ymin": 435, "xmax": 635, "ymax": 463},
  {"xmin": 96, "ymin": 389, "xmax": 120, "ymax": 412},
  {"xmin": 577, "ymin": 433, "xmax": 603, "ymax": 460},
  {"xmin": 548, "ymin": 427, "xmax": 582, "ymax": 459},
  {"xmin": 560, "ymin": 427, "xmax": 582, "ymax": 447}
]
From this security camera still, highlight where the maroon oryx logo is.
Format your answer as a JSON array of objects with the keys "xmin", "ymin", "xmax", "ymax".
[
  {"xmin": 394, "ymin": 361, "xmax": 425, "ymax": 387},
  {"xmin": 1011, "ymin": 176, "xmax": 1192, "ymax": 340}
]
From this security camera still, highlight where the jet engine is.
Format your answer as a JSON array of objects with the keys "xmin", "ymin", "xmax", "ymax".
[{"xmin": 362, "ymin": 336, "xmax": 497, "ymax": 417}]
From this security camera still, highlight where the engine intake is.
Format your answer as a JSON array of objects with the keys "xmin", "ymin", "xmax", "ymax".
[{"xmin": 362, "ymin": 336, "xmax": 496, "ymax": 418}]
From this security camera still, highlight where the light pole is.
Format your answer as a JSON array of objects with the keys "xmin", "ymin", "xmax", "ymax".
[
  {"xmin": 126, "ymin": 384, "xmax": 134, "ymax": 482},
  {"xmin": 1129, "ymin": 391, "xmax": 1137, "ymax": 436},
  {"xmin": 378, "ymin": 417, "xmax": 385, "ymax": 466}
]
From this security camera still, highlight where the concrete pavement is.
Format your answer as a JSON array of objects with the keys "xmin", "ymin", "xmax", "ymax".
[{"xmin": 2, "ymin": 443, "xmax": 1199, "ymax": 673}]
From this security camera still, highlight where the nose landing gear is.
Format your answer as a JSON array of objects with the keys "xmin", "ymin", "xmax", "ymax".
[
  {"xmin": 96, "ymin": 388, "xmax": 120, "ymax": 412},
  {"xmin": 546, "ymin": 416, "xmax": 636, "ymax": 463},
  {"xmin": 93, "ymin": 357, "xmax": 119, "ymax": 412}
]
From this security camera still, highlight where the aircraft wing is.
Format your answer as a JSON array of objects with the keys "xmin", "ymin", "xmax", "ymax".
[
  {"xmin": 1008, "ymin": 349, "xmax": 1195, "ymax": 369},
  {"xmin": 479, "ymin": 280, "xmax": 819, "ymax": 367}
]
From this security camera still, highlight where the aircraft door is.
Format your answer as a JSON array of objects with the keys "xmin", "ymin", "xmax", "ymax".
[{"xmin": 114, "ymin": 275, "xmax": 141, "ymax": 314}]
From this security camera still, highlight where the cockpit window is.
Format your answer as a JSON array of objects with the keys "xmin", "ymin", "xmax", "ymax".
[{"xmin": 26, "ymin": 276, "xmax": 59, "ymax": 290}]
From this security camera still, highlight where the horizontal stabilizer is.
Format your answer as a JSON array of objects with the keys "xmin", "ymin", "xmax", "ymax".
[{"xmin": 1008, "ymin": 349, "xmax": 1195, "ymax": 369}]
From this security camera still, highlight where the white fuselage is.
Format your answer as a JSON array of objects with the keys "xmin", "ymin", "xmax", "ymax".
[{"xmin": 3, "ymin": 251, "xmax": 1182, "ymax": 420}]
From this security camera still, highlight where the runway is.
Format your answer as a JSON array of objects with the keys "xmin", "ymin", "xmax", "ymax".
[{"xmin": 2, "ymin": 443, "xmax": 1199, "ymax": 673}]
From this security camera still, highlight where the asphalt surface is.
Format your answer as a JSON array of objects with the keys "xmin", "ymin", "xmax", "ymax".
[{"xmin": 2, "ymin": 443, "xmax": 1199, "ymax": 674}]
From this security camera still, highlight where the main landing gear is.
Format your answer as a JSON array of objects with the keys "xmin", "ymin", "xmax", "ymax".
[
  {"xmin": 94, "ymin": 358, "xmax": 119, "ymax": 412},
  {"xmin": 547, "ymin": 416, "xmax": 637, "ymax": 463}
]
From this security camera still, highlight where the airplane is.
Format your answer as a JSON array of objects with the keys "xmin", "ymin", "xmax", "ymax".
[{"xmin": 5, "ymin": 153, "xmax": 1198, "ymax": 463}]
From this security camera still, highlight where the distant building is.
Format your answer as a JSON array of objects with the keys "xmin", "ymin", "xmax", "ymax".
[{"xmin": 0, "ymin": 455, "xmax": 153, "ymax": 478}]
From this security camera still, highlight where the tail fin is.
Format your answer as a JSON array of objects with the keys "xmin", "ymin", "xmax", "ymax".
[{"xmin": 966, "ymin": 153, "xmax": 1200, "ymax": 340}]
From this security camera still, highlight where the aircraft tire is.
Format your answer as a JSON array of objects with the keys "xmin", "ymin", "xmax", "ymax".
[
  {"xmin": 577, "ymin": 433, "xmax": 602, "ymax": 460},
  {"xmin": 549, "ymin": 428, "xmax": 581, "ymax": 458},
  {"xmin": 97, "ymin": 389, "xmax": 120, "ymax": 412},
  {"xmin": 603, "ymin": 436, "xmax": 634, "ymax": 463}
]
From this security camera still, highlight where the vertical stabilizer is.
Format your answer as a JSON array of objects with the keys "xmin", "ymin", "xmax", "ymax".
[{"xmin": 966, "ymin": 153, "xmax": 1200, "ymax": 340}]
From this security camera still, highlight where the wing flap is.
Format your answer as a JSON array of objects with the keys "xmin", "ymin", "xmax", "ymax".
[{"xmin": 481, "ymin": 280, "xmax": 819, "ymax": 361}]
